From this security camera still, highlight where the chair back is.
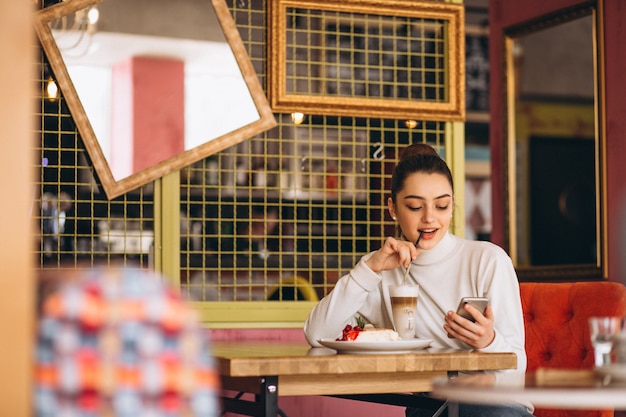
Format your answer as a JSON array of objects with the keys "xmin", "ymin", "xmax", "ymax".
[
  {"xmin": 267, "ymin": 275, "xmax": 319, "ymax": 301},
  {"xmin": 520, "ymin": 281, "xmax": 626, "ymax": 417}
]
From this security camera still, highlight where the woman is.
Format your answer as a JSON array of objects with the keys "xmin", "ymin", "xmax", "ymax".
[{"xmin": 304, "ymin": 143, "xmax": 533, "ymax": 417}]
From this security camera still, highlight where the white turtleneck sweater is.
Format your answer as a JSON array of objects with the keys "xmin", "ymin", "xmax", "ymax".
[{"xmin": 304, "ymin": 232, "xmax": 527, "ymax": 375}]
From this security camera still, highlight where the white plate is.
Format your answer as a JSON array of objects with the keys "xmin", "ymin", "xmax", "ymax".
[
  {"xmin": 595, "ymin": 364, "xmax": 626, "ymax": 381},
  {"xmin": 317, "ymin": 338, "xmax": 432, "ymax": 354}
]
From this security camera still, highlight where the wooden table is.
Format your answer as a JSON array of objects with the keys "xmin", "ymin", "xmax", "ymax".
[
  {"xmin": 213, "ymin": 341, "xmax": 517, "ymax": 417},
  {"xmin": 431, "ymin": 369, "xmax": 626, "ymax": 416}
]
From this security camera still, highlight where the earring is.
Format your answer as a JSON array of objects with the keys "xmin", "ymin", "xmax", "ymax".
[{"xmin": 392, "ymin": 216, "xmax": 397, "ymax": 221}]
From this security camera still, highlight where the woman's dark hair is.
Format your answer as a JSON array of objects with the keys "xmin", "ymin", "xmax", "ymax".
[{"xmin": 390, "ymin": 143, "xmax": 454, "ymax": 203}]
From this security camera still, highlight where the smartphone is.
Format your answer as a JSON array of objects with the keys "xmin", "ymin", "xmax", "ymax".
[{"xmin": 455, "ymin": 297, "xmax": 489, "ymax": 322}]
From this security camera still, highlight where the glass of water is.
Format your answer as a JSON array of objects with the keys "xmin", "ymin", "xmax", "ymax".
[{"xmin": 589, "ymin": 316, "xmax": 622, "ymax": 367}]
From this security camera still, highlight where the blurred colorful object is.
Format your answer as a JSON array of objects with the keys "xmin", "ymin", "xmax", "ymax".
[{"xmin": 34, "ymin": 268, "xmax": 220, "ymax": 417}]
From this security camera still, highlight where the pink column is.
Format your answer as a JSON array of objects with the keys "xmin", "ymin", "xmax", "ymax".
[{"xmin": 110, "ymin": 56, "xmax": 184, "ymax": 180}]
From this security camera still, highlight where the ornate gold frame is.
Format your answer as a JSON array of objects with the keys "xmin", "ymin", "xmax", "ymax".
[
  {"xmin": 502, "ymin": 4, "xmax": 605, "ymax": 281},
  {"xmin": 268, "ymin": 0, "xmax": 465, "ymax": 121},
  {"xmin": 35, "ymin": 0, "xmax": 276, "ymax": 199}
]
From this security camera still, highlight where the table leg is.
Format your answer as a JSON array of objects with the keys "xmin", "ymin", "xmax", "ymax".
[
  {"xmin": 257, "ymin": 376, "xmax": 279, "ymax": 417},
  {"xmin": 445, "ymin": 371, "xmax": 459, "ymax": 417},
  {"xmin": 220, "ymin": 375, "xmax": 280, "ymax": 417},
  {"xmin": 447, "ymin": 402, "xmax": 459, "ymax": 417}
]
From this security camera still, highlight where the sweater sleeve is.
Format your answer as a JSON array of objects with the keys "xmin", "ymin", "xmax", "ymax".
[
  {"xmin": 303, "ymin": 255, "xmax": 386, "ymax": 347},
  {"xmin": 476, "ymin": 246, "xmax": 527, "ymax": 374}
]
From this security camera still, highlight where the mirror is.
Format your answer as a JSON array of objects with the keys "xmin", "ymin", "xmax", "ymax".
[
  {"xmin": 35, "ymin": 0, "xmax": 276, "ymax": 199},
  {"xmin": 505, "ymin": 6, "xmax": 603, "ymax": 279}
]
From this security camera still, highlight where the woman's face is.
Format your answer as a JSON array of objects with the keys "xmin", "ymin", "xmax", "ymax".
[{"xmin": 388, "ymin": 172, "xmax": 453, "ymax": 250}]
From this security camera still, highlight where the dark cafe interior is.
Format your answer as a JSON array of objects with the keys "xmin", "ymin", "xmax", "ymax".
[{"xmin": 4, "ymin": 0, "xmax": 626, "ymax": 416}]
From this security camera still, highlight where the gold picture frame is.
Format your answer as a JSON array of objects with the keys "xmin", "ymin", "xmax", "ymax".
[
  {"xmin": 268, "ymin": 0, "xmax": 465, "ymax": 121},
  {"xmin": 502, "ymin": 5, "xmax": 604, "ymax": 281},
  {"xmin": 35, "ymin": 0, "xmax": 276, "ymax": 200}
]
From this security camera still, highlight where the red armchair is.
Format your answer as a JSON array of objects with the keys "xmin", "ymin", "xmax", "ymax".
[{"xmin": 520, "ymin": 282, "xmax": 626, "ymax": 417}]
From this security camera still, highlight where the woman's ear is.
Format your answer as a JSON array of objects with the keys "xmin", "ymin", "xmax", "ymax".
[{"xmin": 387, "ymin": 197, "xmax": 396, "ymax": 220}]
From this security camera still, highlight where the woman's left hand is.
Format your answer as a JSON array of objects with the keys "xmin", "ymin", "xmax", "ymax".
[{"xmin": 443, "ymin": 304, "xmax": 495, "ymax": 349}]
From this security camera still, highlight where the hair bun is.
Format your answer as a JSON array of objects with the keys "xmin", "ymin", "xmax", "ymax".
[{"xmin": 399, "ymin": 143, "xmax": 440, "ymax": 162}]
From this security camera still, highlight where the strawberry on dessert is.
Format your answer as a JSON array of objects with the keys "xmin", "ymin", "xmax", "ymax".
[
  {"xmin": 337, "ymin": 324, "xmax": 362, "ymax": 341},
  {"xmin": 336, "ymin": 324, "xmax": 400, "ymax": 342}
]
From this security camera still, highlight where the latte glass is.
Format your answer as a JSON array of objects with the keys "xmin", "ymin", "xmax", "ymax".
[{"xmin": 389, "ymin": 285, "xmax": 419, "ymax": 339}]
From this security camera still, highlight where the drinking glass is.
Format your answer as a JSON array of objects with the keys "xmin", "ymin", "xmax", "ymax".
[
  {"xmin": 612, "ymin": 330, "xmax": 626, "ymax": 365},
  {"xmin": 589, "ymin": 316, "xmax": 622, "ymax": 367}
]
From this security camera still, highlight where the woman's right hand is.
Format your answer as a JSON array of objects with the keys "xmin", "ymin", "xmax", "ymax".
[{"xmin": 365, "ymin": 236, "xmax": 419, "ymax": 273}]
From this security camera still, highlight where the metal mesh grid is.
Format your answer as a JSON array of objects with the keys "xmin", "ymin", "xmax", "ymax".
[
  {"xmin": 36, "ymin": 55, "xmax": 155, "ymax": 270},
  {"xmin": 283, "ymin": 7, "xmax": 447, "ymax": 101},
  {"xmin": 35, "ymin": 0, "xmax": 449, "ymax": 307},
  {"xmin": 175, "ymin": 0, "xmax": 447, "ymax": 303},
  {"xmin": 179, "ymin": 115, "xmax": 445, "ymax": 302}
]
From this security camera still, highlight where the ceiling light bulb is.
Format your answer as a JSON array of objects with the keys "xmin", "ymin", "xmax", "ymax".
[
  {"xmin": 291, "ymin": 112, "xmax": 305, "ymax": 125},
  {"xmin": 46, "ymin": 78, "xmax": 58, "ymax": 101},
  {"xmin": 87, "ymin": 6, "xmax": 100, "ymax": 24},
  {"xmin": 405, "ymin": 120, "xmax": 418, "ymax": 129}
]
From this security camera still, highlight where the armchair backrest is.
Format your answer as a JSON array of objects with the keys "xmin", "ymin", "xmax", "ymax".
[
  {"xmin": 519, "ymin": 281, "xmax": 626, "ymax": 417},
  {"xmin": 520, "ymin": 281, "xmax": 626, "ymax": 371}
]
